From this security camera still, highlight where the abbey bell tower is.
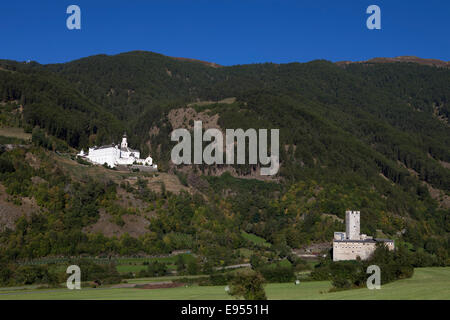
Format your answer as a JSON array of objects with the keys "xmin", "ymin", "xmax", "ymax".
[{"xmin": 121, "ymin": 133, "xmax": 128, "ymax": 149}]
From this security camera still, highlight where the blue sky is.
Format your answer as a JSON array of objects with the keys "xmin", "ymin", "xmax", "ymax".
[{"xmin": 0, "ymin": 0, "xmax": 449, "ymax": 65}]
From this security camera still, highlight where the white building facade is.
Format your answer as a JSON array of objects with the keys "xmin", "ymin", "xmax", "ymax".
[{"xmin": 77, "ymin": 134, "xmax": 157, "ymax": 169}]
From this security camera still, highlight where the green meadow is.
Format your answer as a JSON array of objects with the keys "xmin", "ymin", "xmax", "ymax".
[
  {"xmin": 0, "ymin": 268, "xmax": 448, "ymax": 300},
  {"xmin": 241, "ymin": 231, "xmax": 272, "ymax": 248}
]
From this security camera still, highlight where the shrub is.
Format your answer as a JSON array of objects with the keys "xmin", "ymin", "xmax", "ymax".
[
  {"xmin": 258, "ymin": 264, "xmax": 295, "ymax": 283},
  {"xmin": 0, "ymin": 157, "xmax": 14, "ymax": 173},
  {"xmin": 228, "ymin": 269, "xmax": 267, "ymax": 300}
]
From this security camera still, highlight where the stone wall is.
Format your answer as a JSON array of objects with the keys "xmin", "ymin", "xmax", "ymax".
[
  {"xmin": 345, "ymin": 210, "xmax": 360, "ymax": 240},
  {"xmin": 332, "ymin": 240, "xmax": 394, "ymax": 261}
]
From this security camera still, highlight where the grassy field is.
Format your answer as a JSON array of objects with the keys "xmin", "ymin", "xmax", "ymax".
[
  {"xmin": 0, "ymin": 127, "xmax": 31, "ymax": 141},
  {"xmin": 115, "ymin": 254, "xmax": 194, "ymax": 273},
  {"xmin": 0, "ymin": 267, "xmax": 448, "ymax": 300},
  {"xmin": 17, "ymin": 254, "xmax": 194, "ymax": 274},
  {"xmin": 241, "ymin": 231, "xmax": 271, "ymax": 248}
]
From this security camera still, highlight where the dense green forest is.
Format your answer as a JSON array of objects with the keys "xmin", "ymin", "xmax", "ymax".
[{"xmin": 0, "ymin": 51, "xmax": 449, "ymax": 267}]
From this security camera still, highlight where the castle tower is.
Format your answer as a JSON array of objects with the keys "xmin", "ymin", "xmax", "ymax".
[
  {"xmin": 121, "ymin": 133, "xmax": 128, "ymax": 149},
  {"xmin": 345, "ymin": 210, "xmax": 360, "ymax": 240}
]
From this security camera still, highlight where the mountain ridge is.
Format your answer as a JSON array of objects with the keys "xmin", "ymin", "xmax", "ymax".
[
  {"xmin": 0, "ymin": 50, "xmax": 449, "ymax": 262},
  {"xmin": 336, "ymin": 56, "xmax": 450, "ymax": 68},
  {"xmin": 4, "ymin": 51, "xmax": 449, "ymax": 69}
]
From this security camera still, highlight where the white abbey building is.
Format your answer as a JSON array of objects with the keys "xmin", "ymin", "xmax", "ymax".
[
  {"xmin": 333, "ymin": 211, "xmax": 394, "ymax": 261},
  {"xmin": 77, "ymin": 134, "xmax": 157, "ymax": 169}
]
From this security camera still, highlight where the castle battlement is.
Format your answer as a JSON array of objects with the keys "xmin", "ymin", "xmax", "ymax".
[{"xmin": 345, "ymin": 210, "xmax": 360, "ymax": 240}]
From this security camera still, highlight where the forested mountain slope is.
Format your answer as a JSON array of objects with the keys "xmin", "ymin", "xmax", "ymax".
[{"xmin": 0, "ymin": 51, "xmax": 449, "ymax": 264}]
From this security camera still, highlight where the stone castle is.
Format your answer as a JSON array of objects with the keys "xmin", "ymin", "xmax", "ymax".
[{"xmin": 333, "ymin": 211, "xmax": 394, "ymax": 261}]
